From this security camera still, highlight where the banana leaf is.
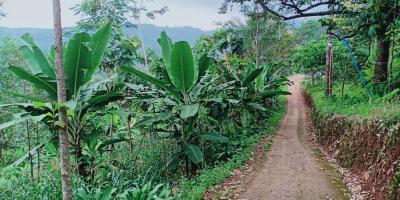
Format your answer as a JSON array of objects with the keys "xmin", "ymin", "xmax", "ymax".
[
  {"xmin": 121, "ymin": 65, "xmax": 181, "ymax": 98},
  {"xmin": 184, "ymin": 144, "xmax": 203, "ymax": 164},
  {"xmin": 169, "ymin": 41, "xmax": 197, "ymax": 93},
  {"xmin": 21, "ymin": 33, "xmax": 55, "ymax": 78},
  {"xmin": 8, "ymin": 66, "xmax": 57, "ymax": 100}
]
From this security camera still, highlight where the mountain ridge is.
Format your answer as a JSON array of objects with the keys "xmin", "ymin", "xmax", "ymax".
[{"xmin": 0, "ymin": 24, "xmax": 210, "ymax": 52}]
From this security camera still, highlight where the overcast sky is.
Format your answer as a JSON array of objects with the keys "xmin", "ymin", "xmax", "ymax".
[{"xmin": 0, "ymin": 0, "xmax": 245, "ymax": 31}]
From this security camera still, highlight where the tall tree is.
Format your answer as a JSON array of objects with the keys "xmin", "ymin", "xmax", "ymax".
[
  {"xmin": 52, "ymin": 0, "xmax": 72, "ymax": 199},
  {"xmin": 221, "ymin": 0, "xmax": 399, "ymax": 86}
]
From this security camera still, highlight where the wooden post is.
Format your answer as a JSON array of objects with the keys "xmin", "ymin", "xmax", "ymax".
[
  {"xmin": 36, "ymin": 123, "xmax": 40, "ymax": 182},
  {"xmin": 27, "ymin": 120, "xmax": 34, "ymax": 180}
]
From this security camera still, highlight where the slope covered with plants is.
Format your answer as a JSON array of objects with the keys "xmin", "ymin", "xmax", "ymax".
[{"xmin": 0, "ymin": 2, "xmax": 291, "ymax": 199}]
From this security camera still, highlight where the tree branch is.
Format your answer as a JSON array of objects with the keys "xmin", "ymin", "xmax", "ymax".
[{"xmin": 258, "ymin": 3, "xmax": 348, "ymax": 20}]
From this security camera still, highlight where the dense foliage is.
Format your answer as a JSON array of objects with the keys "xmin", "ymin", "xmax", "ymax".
[{"xmin": 0, "ymin": 4, "xmax": 291, "ymax": 199}]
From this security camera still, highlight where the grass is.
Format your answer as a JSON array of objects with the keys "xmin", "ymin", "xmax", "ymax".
[
  {"xmin": 176, "ymin": 98, "xmax": 286, "ymax": 200},
  {"xmin": 304, "ymin": 80, "xmax": 400, "ymax": 121}
]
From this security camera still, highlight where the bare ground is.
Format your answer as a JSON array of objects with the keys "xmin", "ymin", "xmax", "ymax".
[{"xmin": 236, "ymin": 75, "xmax": 349, "ymax": 200}]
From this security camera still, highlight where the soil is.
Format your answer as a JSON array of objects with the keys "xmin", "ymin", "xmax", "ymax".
[{"xmin": 230, "ymin": 75, "xmax": 351, "ymax": 200}]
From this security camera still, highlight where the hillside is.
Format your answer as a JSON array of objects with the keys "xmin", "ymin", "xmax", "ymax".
[{"xmin": 0, "ymin": 24, "xmax": 209, "ymax": 52}]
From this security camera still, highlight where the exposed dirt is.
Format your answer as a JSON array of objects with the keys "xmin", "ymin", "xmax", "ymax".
[{"xmin": 235, "ymin": 75, "xmax": 349, "ymax": 200}]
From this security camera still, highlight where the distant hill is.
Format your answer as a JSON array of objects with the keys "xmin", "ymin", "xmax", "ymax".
[{"xmin": 0, "ymin": 24, "xmax": 210, "ymax": 53}]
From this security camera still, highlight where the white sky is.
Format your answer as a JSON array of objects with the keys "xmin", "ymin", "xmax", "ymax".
[{"xmin": 0, "ymin": 0, "xmax": 246, "ymax": 31}]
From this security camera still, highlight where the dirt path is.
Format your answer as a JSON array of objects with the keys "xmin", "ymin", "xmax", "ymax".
[{"xmin": 239, "ymin": 75, "xmax": 348, "ymax": 200}]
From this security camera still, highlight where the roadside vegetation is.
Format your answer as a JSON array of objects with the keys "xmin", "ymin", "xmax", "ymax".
[{"xmin": 285, "ymin": 1, "xmax": 400, "ymax": 198}]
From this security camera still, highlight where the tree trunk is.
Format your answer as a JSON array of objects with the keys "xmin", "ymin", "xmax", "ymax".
[
  {"xmin": 374, "ymin": 25, "xmax": 390, "ymax": 84},
  {"xmin": 325, "ymin": 3, "xmax": 334, "ymax": 95},
  {"xmin": 52, "ymin": 1, "xmax": 73, "ymax": 199},
  {"xmin": 325, "ymin": 35, "xmax": 333, "ymax": 95}
]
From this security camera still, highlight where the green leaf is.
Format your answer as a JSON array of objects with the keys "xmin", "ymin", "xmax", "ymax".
[
  {"xmin": 64, "ymin": 32, "xmax": 91, "ymax": 97},
  {"xmin": 121, "ymin": 66, "xmax": 180, "ymax": 98},
  {"xmin": 84, "ymin": 91, "xmax": 124, "ymax": 111},
  {"xmin": 134, "ymin": 112, "xmax": 174, "ymax": 128},
  {"xmin": 201, "ymin": 133, "xmax": 229, "ymax": 143},
  {"xmin": 169, "ymin": 41, "xmax": 197, "ymax": 93},
  {"xmin": 260, "ymin": 90, "xmax": 292, "ymax": 99},
  {"xmin": 243, "ymin": 68, "xmax": 264, "ymax": 86},
  {"xmin": 100, "ymin": 185, "xmax": 114, "ymax": 200},
  {"xmin": 177, "ymin": 103, "xmax": 199, "ymax": 119},
  {"xmin": 98, "ymin": 138, "xmax": 128, "ymax": 153},
  {"xmin": 3, "ymin": 90, "xmax": 44, "ymax": 102},
  {"xmin": 86, "ymin": 21, "xmax": 113, "ymax": 82},
  {"xmin": 21, "ymin": 33, "xmax": 55, "ymax": 78},
  {"xmin": 198, "ymin": 54, "xmax": 211, "ymax": 79},
  {"xmin": 247, "ymin": 102, "xmax": 267, "ymax": 111},
  {"xmin": 0, "ymin": 114, "xmax": 47, "ymax": 131},
  {"xmin": 54, "ymin": 120, "xmax": 66, "ymax": 128},
  {"xmin": 19, "ymin": 46, "xmax": 41, "ymax": 74},
  {"xmin": 0, "ymin": 103, "xmax": 32, "ymax": 109},
  {"xmin": 160, "ymin": 31, "xmax": 173, "ymax": 69},
  {"xmin": 165, "ymin": 152, "xmax": 181, "ymax": 170},
  {"xmin": 8, "ymin": 66, "xmax": 57, "ymax": 100},
  {"xmin": 184, "ymin": 144, "xmax": 203, "ymax": 164},
  {"xmin": 9, "ymin": 142, "xmax": 46, "ymax": 167}
]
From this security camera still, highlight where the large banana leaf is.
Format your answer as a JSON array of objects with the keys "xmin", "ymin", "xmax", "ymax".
[
  {"xmin": 247, "ymin": 102, "xmax": 268, "ymax": 112},
  {"xmin": 82, "ymin": 91, "xmax": 124, "ymax": 116},
  {"xmin": 184, "ymin": 144, "xmax": 203, "ymax": 164},
  {"xmin": 2, "ymin": 90, "xmax": 44, "ymax": 102},
  {"xmin": 177, "ymin": 103, "xmax": 199, "ymax": 119},
  {"xmin": 19, "ymin": 46, "xmax": 42, "ymax": 74},
  {"xmin": 98, "ymin": 138, "xmax": 128, "ymax": 154},
  {"xmin": 8, "ymin": 142, "xmax": 46, "ymax": 167},
  {"xmin": 21, "ymin": 34, "xmax": 55, "ymax": 78},
  {"xmin": 259, "ymin": 90, "xmax": 292, "ymax": 99},
  {"xmin": 243, "ymin": 68, "xmax": 264, "ymax": 87},
  {"xmin": 198, "ymin": 54, "xmax": 211, "ymax": 81},
  {"xmin": 121, "ymin": 65, "xmax": 180, "ymax": 98},
  {"xmin": 169, "ymin": 41, "xmax": 197, "ymax": 94},
  {"xmin": 86, "ymin": 21, "xmax": 113, "ymax": 83},
  {"xmin": 0, "ymin": 113, "xmax": 47, "ymax": 131},
  {"xmin": 0, "ymin": 103, "xmax": 32, "ymax": 111},
  {"xmin": 200, "ymin": 133, "xmax": 229, "ymax": 143},
  {"xmin": 160, "ymin": 31, "xmax": 173, "ymax": 68},
  {"xmin": 64, "ymin": 32, "xmax": 91, "ymax": 97},
  {"xmin": 8, "ymin": 66, "xmax": 57, "ymax": 100}
]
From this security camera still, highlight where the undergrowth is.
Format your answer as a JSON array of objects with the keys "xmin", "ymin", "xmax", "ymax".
[{"xmin": 304, "ymin": 80, "xmax": 400, "ymax": 121}]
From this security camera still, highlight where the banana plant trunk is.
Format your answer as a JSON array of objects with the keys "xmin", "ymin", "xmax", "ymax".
[
  {"xmin": 374, "ymin": 24, "xmax": 390, "ymax": 84},
  {"xmin": 52, "ymin": 0, "xmax": 73, "ymax": 199}
]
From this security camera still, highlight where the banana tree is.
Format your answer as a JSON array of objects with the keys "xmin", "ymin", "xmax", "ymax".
[
  {"xmin": 0, "ymin": 22, "xmax": 124, "ymax": 176},
  {"xmin": 121, "ymin": 32, "xmax": 228, "ymax": 175}
]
